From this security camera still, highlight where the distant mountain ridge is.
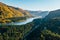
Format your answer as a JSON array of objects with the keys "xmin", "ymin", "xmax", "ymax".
[
  {"xmin": 27, "ymin": 10, "xmax": 49, "ymax": 18},
  {"xmin": 0, "ymin": 2, "xmax": 31, "ymax": 23}
]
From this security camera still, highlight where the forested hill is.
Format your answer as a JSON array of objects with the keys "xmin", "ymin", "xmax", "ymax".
[{"xmin": 44, "ymin": 9, "xmax": 60, "ymax": 20}]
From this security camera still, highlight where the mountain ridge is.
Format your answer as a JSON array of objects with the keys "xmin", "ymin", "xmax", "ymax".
[
  {"xmin": 44, "ymin": 9, "xmax": 60, "ymax": 20},
  {"xmin": 0, "ymin": 2, "xmax": 31, "ymax": 23}
]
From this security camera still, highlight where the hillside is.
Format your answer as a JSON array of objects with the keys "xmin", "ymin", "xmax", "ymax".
[
  {"xmin": 0, "ymin": 2, "xmax": 31, "ymax": 23},
  {"xmin": 45, "ymin": 9, "xmax": 60, "ymax": 20},
  {"xmin": 9, "ymin": 6, "xmax": 32, "ymax": 17},
  {"xmin": 24, "ymin": 17, "xmax": 60, "ymax": 40}
]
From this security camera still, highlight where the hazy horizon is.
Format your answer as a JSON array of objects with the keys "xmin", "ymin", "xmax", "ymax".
[{"xmin": 0, "ymin": 0, "xmax": 60, "ymax": 11}]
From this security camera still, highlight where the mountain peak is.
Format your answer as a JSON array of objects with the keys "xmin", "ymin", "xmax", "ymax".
[
  {"xmin": 0, "ymin": 2, "xmax": 3, "ymax": 4},
  {"xmin": 0, "ymin": 2, "xmax": 6, "ymax": 5}
]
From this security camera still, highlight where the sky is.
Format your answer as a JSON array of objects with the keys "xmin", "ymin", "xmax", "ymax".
[{"xmin": 0, "ymin": 0, "xmax": 60, "ymax": 11}]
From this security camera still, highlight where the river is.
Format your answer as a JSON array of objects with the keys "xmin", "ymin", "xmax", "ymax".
[{"xmin": 7, "ymin": 16, "xmax": 42, "ymax": 25}]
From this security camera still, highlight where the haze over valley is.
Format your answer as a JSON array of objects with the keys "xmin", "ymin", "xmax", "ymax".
[{"xmin": 0, "ymin": 0, "xmax": 60, "ymax": 40}]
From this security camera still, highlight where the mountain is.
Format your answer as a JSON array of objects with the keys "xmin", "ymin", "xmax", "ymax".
[
  {"xmin": 27, "ymin": 10, "xmax": 49, "ymax": 18},
  {"xmin": 0, "ymin": 2, "xmax": 31, "ymax": 23},
  {"xmin": 45, "ymin": 9, "xmax": 60, "ymax": 20}
]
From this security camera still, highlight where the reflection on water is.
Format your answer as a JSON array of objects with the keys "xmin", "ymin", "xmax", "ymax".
[
  {"xmin": 11, "ymin": 18, "xmax": 34, "ymax": 25},
  {"xmin": 8, "ymin": 16, "xmax": 42, "ymax": 25}
]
